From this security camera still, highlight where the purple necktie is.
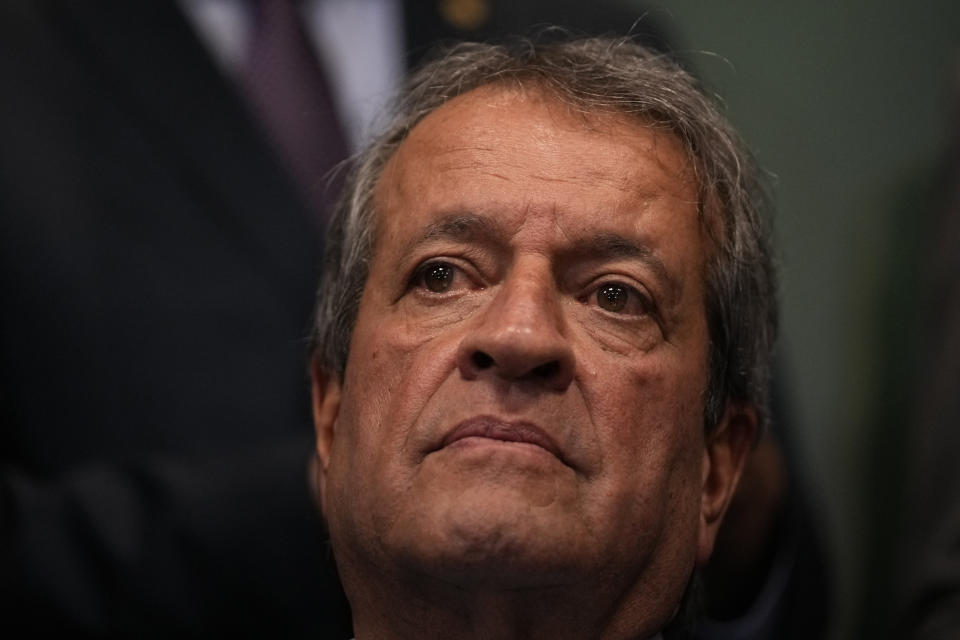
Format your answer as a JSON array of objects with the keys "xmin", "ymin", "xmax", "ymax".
[{"xmin": 241, "ymin": 0, "xmax": 350, "ymax": 223}]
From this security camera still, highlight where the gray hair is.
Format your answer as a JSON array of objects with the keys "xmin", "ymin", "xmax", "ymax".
[{"xmin": 310, "ymin": 36, "xmax": 777, "ymax": 432}]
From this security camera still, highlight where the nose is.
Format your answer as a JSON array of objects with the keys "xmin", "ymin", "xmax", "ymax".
[{"xmin": 455, "ymin": 267, "xmax": 575, "ymax": 391}]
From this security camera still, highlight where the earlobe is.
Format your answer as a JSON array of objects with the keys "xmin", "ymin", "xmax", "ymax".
[
  {"xmin": 310, "ymin": 359, "xmax": 343, "ymax": 509},
  {"xmin": 696, "ymin": 402, "xmax": 757, "ymax": 566}
]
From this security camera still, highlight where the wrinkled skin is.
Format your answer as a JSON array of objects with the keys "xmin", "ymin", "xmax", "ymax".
[{"xmin": 313, "ymin": 85, "xmax": 754, "ymax": 639}]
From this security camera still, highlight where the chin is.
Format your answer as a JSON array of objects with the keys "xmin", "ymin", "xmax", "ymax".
[{"xmin": 386, "ymin": 490, "xmax": 596, "ymax": 590}]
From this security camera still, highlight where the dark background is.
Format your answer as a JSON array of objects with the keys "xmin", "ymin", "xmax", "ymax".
[{"xmin": 624, "ymin": 2, "xmax": 960, "ymax": 637}]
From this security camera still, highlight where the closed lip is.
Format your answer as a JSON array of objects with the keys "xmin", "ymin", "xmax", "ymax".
[{"xmin": 437, "ymin": 415, "xmax": 568, "ymax": 465}]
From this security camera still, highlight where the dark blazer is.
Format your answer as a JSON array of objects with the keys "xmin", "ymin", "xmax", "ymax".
[
  {"xmin": 0, "ymin": 0, "xmax": 647, "ymax": 637},
  {"xmin": 0, "ymin": 1, "xmax": 343, "ymax": 636}
]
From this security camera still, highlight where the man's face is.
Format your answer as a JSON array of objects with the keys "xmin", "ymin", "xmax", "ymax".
[{"xmin": 315, "ymin": 85, "xmax": 749, "ymax": 618}]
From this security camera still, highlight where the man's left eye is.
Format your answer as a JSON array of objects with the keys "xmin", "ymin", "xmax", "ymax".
[{"xmin": 593, "ymin": 282, "xmax": 650, "ymax": 315}]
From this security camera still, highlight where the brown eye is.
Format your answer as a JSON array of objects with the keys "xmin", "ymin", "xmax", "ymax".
[
  {"xmin": 422, "ymin": 262, "xmax": 455, "ymax": 293},
  {"xmin": 597, "ymin": 283, "xmax": 629, "ymax": 312}
]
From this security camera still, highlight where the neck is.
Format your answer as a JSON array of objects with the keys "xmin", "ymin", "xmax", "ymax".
[{"xmin": 342, "ymin": 559, "xmax": 672, "ymax": 640}]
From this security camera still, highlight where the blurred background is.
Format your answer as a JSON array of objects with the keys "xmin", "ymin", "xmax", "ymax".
[
  {"xmin": 629, "ymin": 1, "xmax": 960, "ymax": 637},
  {"xmin": 3, "ymin": 1, "xmax": 959, "ymax": 637}
]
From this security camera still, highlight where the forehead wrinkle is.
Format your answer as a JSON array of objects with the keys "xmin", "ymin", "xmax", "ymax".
[
  {"xmin": 431, "ymin": 144, "xmax": 497, "ymax": 163},
  {"xmin": 431, "ymin": 145, "xmax": 533, "ymax": 184}
]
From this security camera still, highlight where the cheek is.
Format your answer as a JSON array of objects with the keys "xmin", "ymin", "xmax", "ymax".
[
  {"xmin": 335, "ymin": 298, "xmax": 463, "ymax": 467},
  {"xmin": 585, "ymin": 344, "xmax": 706, "ymax": 443},
  {"xmin": 368, "ymin": 303, "xmax": 464, "ymax": 411},
  {"xmin": 326, "ymin": 301, "xmax": 468, "ymax": 542},
  {"xmin": 582, "ymin": 346, "xmax": 707, "ymax": 515}
]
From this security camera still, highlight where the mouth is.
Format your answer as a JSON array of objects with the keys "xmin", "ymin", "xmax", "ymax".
[{"xmin": 436, "ymin": 416, "xmax": 567, "ymax": 465}]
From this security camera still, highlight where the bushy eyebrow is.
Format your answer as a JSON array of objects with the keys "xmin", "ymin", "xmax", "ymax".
[
  {"xmin": 403, "ymin": 213, "xmax": 501, "ymax": 255},
  {"xmin": 579, "ymin": 232, "xmax": 670, "ymax": 281}
]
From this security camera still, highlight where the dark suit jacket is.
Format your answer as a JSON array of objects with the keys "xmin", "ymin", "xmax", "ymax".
[
  {"xmin": 0, "ymin": 1, "xmax": 346, "ymax": 636},
  {"xmin": 0, "ymin": 0, "xmax": 647, "ymax": 637}
]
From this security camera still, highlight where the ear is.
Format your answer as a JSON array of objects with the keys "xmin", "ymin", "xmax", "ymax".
[
  {"xmin": 310, "ymin": 358, "xmax": 342, "ymax": 515},
  {"xmin": 696, "ymin": 401, "xmax": 757, "ymax": 566}
]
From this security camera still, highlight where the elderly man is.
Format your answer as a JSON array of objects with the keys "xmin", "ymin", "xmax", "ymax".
[{"xmin": 309, "ymin": 37, "xmax": 776, "ymax": 639}]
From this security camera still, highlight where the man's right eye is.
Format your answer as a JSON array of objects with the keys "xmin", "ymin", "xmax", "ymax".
[{"xmin": 414, "ymin": 261, "xmax": 457, "ymax": 293}]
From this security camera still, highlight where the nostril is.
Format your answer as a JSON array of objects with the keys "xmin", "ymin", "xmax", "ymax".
[
  {"xmin": 472, "ymin": 351, "xmax": 494, "ymax": 370},
  {"xmin": 531, "ymin": 361, "xmax": 559, "ymax": 379}
]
